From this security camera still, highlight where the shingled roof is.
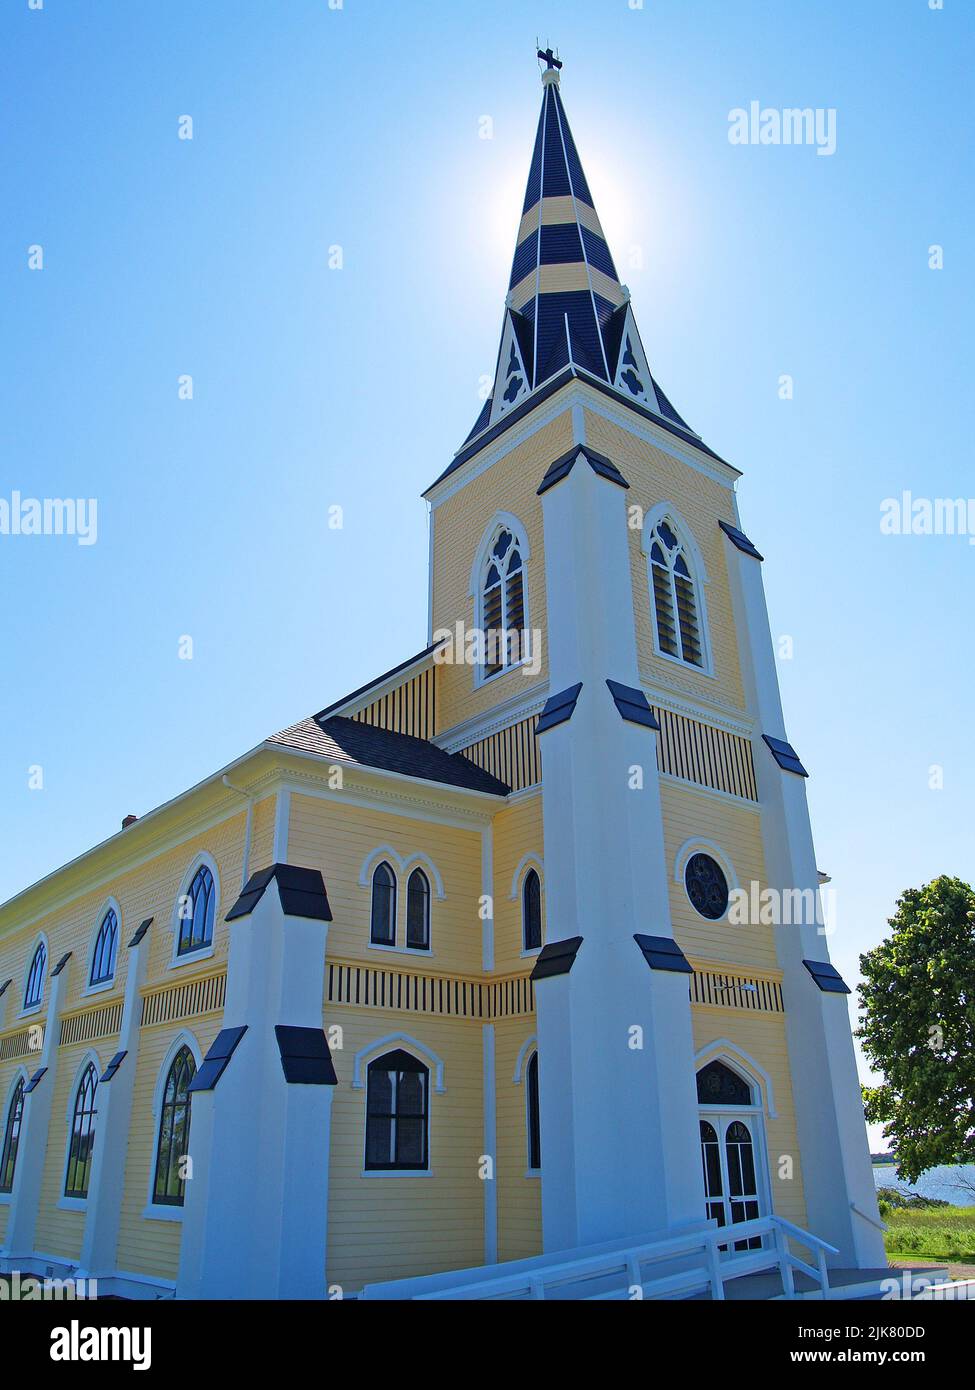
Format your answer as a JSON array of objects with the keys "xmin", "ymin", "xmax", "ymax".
[{"xmin": 268, "ymin": 714, "xmax": 509, "ymax": 797}]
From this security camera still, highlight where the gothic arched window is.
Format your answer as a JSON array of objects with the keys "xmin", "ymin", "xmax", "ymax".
[
  {"xmin": 522, "ymin": 869, "xmax": 542, "ymax": 951},
  {"xmin": 648, "ymin": 517, "xmax": 704, "ymax": 668},
  {"xmin": 89, "ymin": 909, "xmax": 119, "ymax": 986},
  {"xmin": 481, "ymin": 525, "xmax": 527, "ymax": 678},
  {"xmin": 526, "ymin": 1050, "xmax": 541, "ymax": 1171},
  {"xmin": 64, "ymin": 1063, "xmax": 98, "ymax": 1199},
  {"xmin": 153, "ymin": 1046, "xmax": 196, "ymax": 1207},
  {"xmin": 370, "ymin": 862, "xmax": 397, "ymax": 946},
  {"xmin": 365, "ymin": 1049, "xmax": 429, "ymax": 1170},
  {"xmin": 406, "ymin": 868, "xmax": 431, "ymax": 951},
  {"xmin": 24, "ymin": 942, "xmax": 46, "ymax": 1010},
  {"xmin": 177, "ymin": 864, "xmax": 216, "ymax": 957},
  {"xmin": 0, "ymin": 1077, "xmax": 26, "ymax": 1193}
]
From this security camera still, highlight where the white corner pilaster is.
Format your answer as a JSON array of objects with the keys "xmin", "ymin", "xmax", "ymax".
[
  {"xmin": 272, "ymin": 790, "xmax": 291, "ymax": 862},
  {"xmin": 723, "ymin": 527, "xmax": 886, "ymax": 1267},
  {"xmin": 534, "ymin": 450, "xmax": 704, "ymax": 1251},
  {"xmin": 176, "ymin": 870, "xmax": 334, "ymax": 1299},
  {"xmin": 77, "ymin": 928, "xmax": 150, "ymax": 1278}
]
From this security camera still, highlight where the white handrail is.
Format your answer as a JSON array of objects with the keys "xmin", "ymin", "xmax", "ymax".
[
  {"xmin": 850, "ymin": 1201, "xmax": 888, "ymax": 1233},
  {"xmin": 411, "ymin": 1213, "xmax": 836, "ymax": 1301}
]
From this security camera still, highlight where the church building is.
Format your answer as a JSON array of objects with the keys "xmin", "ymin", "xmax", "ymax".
[{"xmin": 0, "ymin": 57, "xmax": 886, "ymax": 1300}]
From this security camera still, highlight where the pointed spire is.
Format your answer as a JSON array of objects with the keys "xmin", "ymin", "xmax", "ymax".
[{"xmin": 468, "ymin": 58, "xmax": 696, "ymax": 447}]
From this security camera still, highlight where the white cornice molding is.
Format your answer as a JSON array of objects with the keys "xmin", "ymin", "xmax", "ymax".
[
  {"xmin": 642, "ymin": 682, "xmax": 755, "ymax": 740},
  {"xmin": 428, "ymin": 378, "xmax": 739, "ymax": 509},
  {"xmin": 435, "ymin": 681, "xmax": 549, "ymax": 753}
]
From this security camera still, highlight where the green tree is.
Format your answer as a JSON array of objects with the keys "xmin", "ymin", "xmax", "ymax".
[{"xmin": 859, "ymin": 876, "xmax": 975, "ymax": 1183}]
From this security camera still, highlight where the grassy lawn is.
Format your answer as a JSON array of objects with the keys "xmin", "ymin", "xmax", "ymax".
[{"xmin": 881, "ymin": 1201, "xmax": 975, "ymax": 1264}]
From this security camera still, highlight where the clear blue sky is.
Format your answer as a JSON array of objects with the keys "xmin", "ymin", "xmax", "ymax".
[{"xmin": 2, "ymin": 1, "xmax": 972, "ymax": 1139}]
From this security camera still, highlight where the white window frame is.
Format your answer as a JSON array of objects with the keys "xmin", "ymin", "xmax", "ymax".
[
  {"xmin": 169, "ymin": 852, "xmax": 220, "ymax": 970},
  {"xmin": 82, "ymin": 897, "xmax": 123, "ymax": 998}
]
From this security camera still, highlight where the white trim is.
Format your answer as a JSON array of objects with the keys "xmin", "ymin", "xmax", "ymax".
[
  {"xmin": 694, "ymin": 1040, "xmax": 778, "ymax": 1119},
  {"xmin": 674, "ymin": 837, "xmax": 740, "ymax": 894},
  {"xmin": 81, "ymin": 897, "xmax": 122, "ymax": 996},
  {"xmin": 273, "ymin": 788, "xmax": 290, "ymax": 862},
  {"xmin": 512, "ymin": 1033, "xmax": 538, "ymax": 1085},
  {"xmin": 367, "ymin": 943, "xmax": 435, "ymax": 960},
  {"xmin": 434, "ymin": 681, "xmax": 548, "ymax": 754},
  {"xmin": 351, "ymin": 1034, "xmax": 446, "ymax": 1093},
  {"xmin": 169, "ymin": 852, "xmax": 220, "ymax": 967},
  {"xmin": 359, "ymin": 1168, "xmax": 435, "ymax": 1179},
  {"xmin": 660, "ymin": 773, "xmax": 761, "ymax": 813},
  {"xmin": 357, "ymin": 846, "xmax": 445, "ymax": 899},
  {"xmin": 509, "ymin": 852, "xmax": 544, "ymax": 901},
  {"xmin": 427, "ymin": 501, "xmax": 435, "ymax": 645},
  {"xmin": 428, "ymin": 378, "xmax": 739, "ymax": 511}
]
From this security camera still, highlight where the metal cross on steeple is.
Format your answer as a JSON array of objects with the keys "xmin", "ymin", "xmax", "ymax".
[{"xmin": 537, "ymin": 46, "xmax": 563, "ymax": 71}]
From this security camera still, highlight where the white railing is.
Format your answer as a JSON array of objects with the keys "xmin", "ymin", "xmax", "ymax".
[
  {"xmin": 408, "ymin": 1216, "xmax": 838, "ymax": 1301},
  {"xmin": 850, "ymin": 1200, "xmax": 888, "ymax": 1233}
]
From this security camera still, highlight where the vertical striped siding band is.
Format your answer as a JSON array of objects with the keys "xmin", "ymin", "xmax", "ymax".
[
  {"xmin": 351, "ymin": 667, "xmax": 436, "ymax": 742},
  {"xmin": 652, "ymin": 706, "xmax": 758, "ymax": 802},
  {"xmin": 326, "ymin": 962, "xmax": 536, "ymax": 1020}
]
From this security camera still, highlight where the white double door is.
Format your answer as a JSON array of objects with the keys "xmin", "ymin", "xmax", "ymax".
[{"xmin": 699, "ymin": 1110, "xmax": 766, "ymax": 1251}]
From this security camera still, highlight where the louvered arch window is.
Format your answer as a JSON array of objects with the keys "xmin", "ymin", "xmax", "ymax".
[
  {"xmin": 481, "ymin": 524, "xmax": 527, "ymax": 677},
  {"xmin": 648, "ymin": 517, "xmax": 704, "ymax": 668}
]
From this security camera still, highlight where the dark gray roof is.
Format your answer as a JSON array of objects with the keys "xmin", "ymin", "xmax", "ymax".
[{"xmin": 268, "ymin": 714, "xmax": 509, "ymax": 796}]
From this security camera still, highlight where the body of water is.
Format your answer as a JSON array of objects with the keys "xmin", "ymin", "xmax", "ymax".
[{"xmin": 873, "ymin": 1163, "xmax": 975, "ymax": 1207}]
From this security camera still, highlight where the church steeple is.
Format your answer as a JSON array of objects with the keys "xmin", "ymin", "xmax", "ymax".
[{"xmin": 467, "ymin": 55, "xmax": 697, "ymax": 446}]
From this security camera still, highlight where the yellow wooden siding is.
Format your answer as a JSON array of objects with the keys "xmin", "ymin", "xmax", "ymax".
[
  {"xmin": 0, "ymin": 808, "xmax": 252, "ymax": 1045},
  {"xmin": 432, "ymin": 411, "xmax": 573, "ymax": 734},
  {"xmin": 494, "ymin": 1019, "xmax": 541, "ymax": 1261},
  {"xmin": 326, "ymin": 1011, "xmax": 484, "ymax": 1293},
  {"xmin": 248, "ymin": 793, "xmax": 277, "ymax": 877},
  {"xmin": 350, "ymin": 667, "xmax": 436, "ymax": 740},
  {"xmin": 458, "ymin": 715, "xmax": 542, "ymax": 793},
  {"xmin": 581, "ymin": 409, "xmax": 747, "ymax": 714},
  {"xmin": 662, "ymin": 782, "xmax": 775, "ymax": 971},
  {"xmin": 692, "ymin": 1012, "xmax": 808, "ymax": 1230},
  {"xmin": 288, "ymin": 794, "xmax": 485, "ymax": 977},
  {"xmin": 114, "ymin": 1015, "xmax": 223, "ymax": 1281},
  {"xmin": 491, "ymin": 794, "xmax": 545, "ymax": 974}
]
